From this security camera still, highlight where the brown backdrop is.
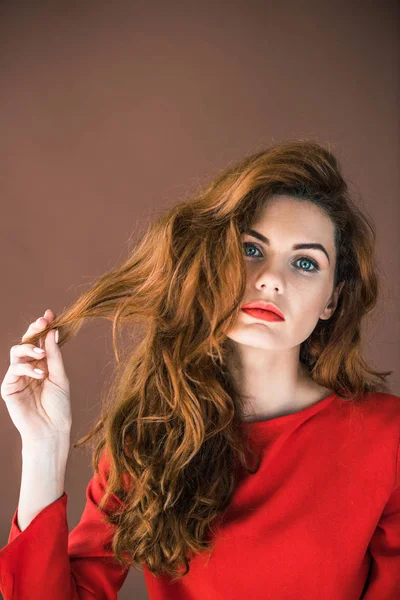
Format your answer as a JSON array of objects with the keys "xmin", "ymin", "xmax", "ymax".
[{"xmin": 0, "ymin": 1, "xmax": 399, "ymax": 597}]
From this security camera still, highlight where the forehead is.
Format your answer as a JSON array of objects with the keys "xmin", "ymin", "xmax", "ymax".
[{"xmin": 250, "ymin": 195, "xmax": 335, "ymax": 242}]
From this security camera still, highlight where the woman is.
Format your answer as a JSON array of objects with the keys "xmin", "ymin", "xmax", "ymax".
[{"xmin": 0, "ymin": 139, "xmax": 398, "ymax": 599}]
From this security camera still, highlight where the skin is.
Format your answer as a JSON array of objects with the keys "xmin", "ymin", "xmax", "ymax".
[{"xmin": 225, "ymin": 194, "xmax": 345, "ymax": 423}]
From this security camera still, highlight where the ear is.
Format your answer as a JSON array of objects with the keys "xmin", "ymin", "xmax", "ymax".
[{"xmin": 319, "ymin": 281, "xmax": 345, "ymax": 321}]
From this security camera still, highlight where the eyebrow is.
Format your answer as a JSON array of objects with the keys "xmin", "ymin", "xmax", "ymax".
[{"xmin": 244, "ymin": 228, "xmax": 330, "ymax": 264}]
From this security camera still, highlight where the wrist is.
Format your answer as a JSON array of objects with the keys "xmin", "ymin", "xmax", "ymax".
[
  {"xmin": 21, "ymin": 433, "xmax": 71, "ymax": 466},
  {"xmin": 21, "ymin": 432, "xmax": 71, "ymax": 450}
]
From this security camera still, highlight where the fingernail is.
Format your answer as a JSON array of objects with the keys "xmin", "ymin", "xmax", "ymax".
[{"xmin": 55, "ymin": 329, "xmax": 59, "ymax": 344}]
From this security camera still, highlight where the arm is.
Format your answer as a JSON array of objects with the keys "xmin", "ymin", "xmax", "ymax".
[
  {"xmin": 0, "ymin": 447, "xmax": 130, "ymax": 599},
  {"xmin": 18, "ymin": 434, "xmax": 70, "ymax": 531},
  {"xmin": 362, "ymin": 434, "xmax": 400, "ymax": 598}
]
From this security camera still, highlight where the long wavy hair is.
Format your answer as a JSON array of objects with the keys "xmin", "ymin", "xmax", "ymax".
[{"xmin": 21, "ymin": 139, "xmax": 393, "ymax": 582}]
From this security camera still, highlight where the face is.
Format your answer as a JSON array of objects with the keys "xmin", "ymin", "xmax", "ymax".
[{"xmin": 226, "ymin": 195, "xmax": 344, "ymax": 352}]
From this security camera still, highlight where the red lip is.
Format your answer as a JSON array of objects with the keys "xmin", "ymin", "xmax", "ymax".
[
  {"xmin": 241, "ymin": 301, "xmax": 285, "ymax": 320},
  {"xmin": 241, "ymin": 308, "xmax": 285, "ymax": 322}
]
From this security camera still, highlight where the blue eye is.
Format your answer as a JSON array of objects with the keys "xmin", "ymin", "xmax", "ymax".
[{"xmin": 242, "ymin": 242, "xmax": 320, "ymax": 274}]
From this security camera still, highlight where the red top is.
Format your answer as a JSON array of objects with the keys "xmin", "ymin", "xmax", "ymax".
[{"xmin": 1, "ymin": 391, "xmax": 399, "ymax": 599}]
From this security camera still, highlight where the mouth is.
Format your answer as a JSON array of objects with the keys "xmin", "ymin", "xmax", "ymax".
[
  {"xmin": 241, "ymin": 308, "xmax": 285, "ymax": 322},
  {"xmin": 241, "ymin": 302, "xmax": 285, "ymax": 320}
]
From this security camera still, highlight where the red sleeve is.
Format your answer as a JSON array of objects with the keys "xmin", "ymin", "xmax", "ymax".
[
  {"xmin": 0, "ymin": 449, "xmax": 130, "ymax": 599},
  {"xmin": 363, "ymin": 434, "xmax": 400, "ymax": 598}
]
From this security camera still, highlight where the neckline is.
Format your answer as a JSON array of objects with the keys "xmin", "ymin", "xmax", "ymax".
[{"xmin": 238, "ymin": 390, "xmax": 337, "ymax": 429}]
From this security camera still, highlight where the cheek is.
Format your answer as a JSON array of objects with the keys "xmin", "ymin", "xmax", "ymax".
[
  {"xmin": 286, "ymin": 288, "xmax": 328, "ymax": 329},
  {"xmin": 287, "ymin": 309, "xmax": 325, "ymax": 347},
  {"xmin": 291, "ymin": 296, "xmax": 328, "ymax": 324}
]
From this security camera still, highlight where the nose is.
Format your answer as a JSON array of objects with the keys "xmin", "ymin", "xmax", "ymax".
[{"xmin": 254, "ymin": 262, "xmax": 285, "ymax": 291}]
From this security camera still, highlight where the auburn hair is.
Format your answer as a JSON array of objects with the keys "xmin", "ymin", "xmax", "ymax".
[{"xmin": 21, "ymin": 139, "xmax": 392, "ymax": 582}]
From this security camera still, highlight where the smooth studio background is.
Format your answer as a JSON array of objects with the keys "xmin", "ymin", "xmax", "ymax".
[{"xmin": 0, "ymin": 1, "xmax": 399, "ymax": 598}]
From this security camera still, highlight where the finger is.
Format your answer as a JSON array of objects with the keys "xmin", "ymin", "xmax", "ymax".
[
  {"xmin": 7, "ymin": 362, "xmax": 46, "ymax": 380},
  {"xmin": 21, "ymin": 315, "xmax": 52, "ymax": 345},
  {"xmin": 10, "ymin": 343, "xmax": 46, "ymax": 366},
  {"xmin": 2, "ymin": 359, "xmax": 46, "ymax": 390},
  {"xmin": 43, "ymin": 308, "xmax": 55, "ymax": 320},
  {"xmin": 43, "ymin": 328, "xmax": 68, "ymax": 382}
]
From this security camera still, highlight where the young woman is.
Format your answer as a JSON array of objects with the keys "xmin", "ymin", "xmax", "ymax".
[{"xmin": 0, "ymin": 139, "xmax": 398, "ymax": 599}]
